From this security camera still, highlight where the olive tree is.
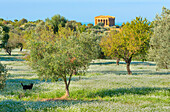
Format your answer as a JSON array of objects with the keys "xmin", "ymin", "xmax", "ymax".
[
  {"xmin": 27, "ymin": 28, "xmax": 99, "ymax": 97},
  {"xmin": 149, "ymin": 7, "xmax": 170, "ymax": 69},
  {"xmin": 45, "ymin": 14, "xmax": 67, "ymax": 33},
  {"xmin": 0, "ymin": 24, "xmax": 8, "ymax": 89},
  {"xmin": 17, "ymin": 18, "xmax": 28, "ymax": 27},
  {"xmin": 0, "ymin": 23, "xmax": 9, "ymax": 50}
]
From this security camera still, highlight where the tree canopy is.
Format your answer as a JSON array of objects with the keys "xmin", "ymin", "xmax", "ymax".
[
  {"xmin": 45, "ymin": 14, "xmax": 67, "ymax": 33},
  {"xmin": 100, "ymin": 17, "xmax": 152, "ymax": 74},
  {"xmin": 0, "ymin": 23, "xmax": 10, "ymax": 49},
  {"xmin": 27, "ymin": 27, "xmax": 99, "ymax": 97},
  {"xmin": 149, "ymin": 7, "xmax": 170, "ymax": 69}
]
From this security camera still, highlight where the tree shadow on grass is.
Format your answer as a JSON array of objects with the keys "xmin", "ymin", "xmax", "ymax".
[
  {"xmin": 0, "ymin": 100, "xmax": 26, "ymax": 112},
  {"xmin": 0, "ymin": 53, "xmax": 25, "ymax": 61},
  {"xmin": 0, "ymin": 56, "xmax": 24, "ymax": 61},
  {"xmin": 0, "ymin": 99, "xmax": 102, "ymax": 112},
  {"xmin": 87, "ymin": 70, "xmax": 170, "ymax": 75},
  {"xmin": 0, "ymin": 54, "xmax": 24, "ymax": 56},
  {"xmin": 87, "ymin": 87, "xmax": 169, "ymax": 98},
  {"xmin": 90, "ymin": 61, "xmax": 156, "ymax": 66}
]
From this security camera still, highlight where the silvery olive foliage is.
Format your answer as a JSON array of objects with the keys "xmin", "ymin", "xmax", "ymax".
[
  {"xmin": 27, "ymin": 27, "xmax": 99, "ymax": 97},
  {"xmin": 149, "ymin": 7, "xmax": 170, "ymax": 69}
]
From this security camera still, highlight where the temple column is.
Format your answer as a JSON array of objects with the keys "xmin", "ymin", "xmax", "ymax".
[
  {"xmin": 95, "ymin": 19, "xmax": 97, "ymax": 25},
  {"xmin": 108, "ymin": 19, "xmax": 110, "ymax": 26},
  {"xmin": 103, "ymin": 19, "xmax": 105, "ymax": 26},
  {"xmin": 108, "ymin": 19, "xmax": 109, "ymax": 26}
]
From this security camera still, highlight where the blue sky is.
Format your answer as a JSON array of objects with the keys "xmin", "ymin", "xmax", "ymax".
[{"xmin": 0, "ymin": 0, "xmax": 169, "ymax": 24}]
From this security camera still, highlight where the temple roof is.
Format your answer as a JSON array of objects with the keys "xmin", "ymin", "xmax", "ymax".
[{"xmin": 95, "ymin": 15, "xmax": 115, "ymax": 19}]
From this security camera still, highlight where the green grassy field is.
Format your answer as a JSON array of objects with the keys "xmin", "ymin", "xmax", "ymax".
[{"xmin": 0, "ymin": 50, "xmax": 169, "ymax": 112}]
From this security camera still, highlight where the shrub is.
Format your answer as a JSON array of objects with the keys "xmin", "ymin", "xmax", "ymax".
[
  {"xmin": 92, "ymin": 25, "xmax": 101, "ymax": 29},
  {"xmin": 97, "ymin": 22, "xmax": 104, "ymax": 27},
  {"xmin": 0, "ymin": 62, "xmax": 8, "ymax": 89},
  {"xmin": 116, "ymin": 25, "xmax": 120, "ymax": 28}
]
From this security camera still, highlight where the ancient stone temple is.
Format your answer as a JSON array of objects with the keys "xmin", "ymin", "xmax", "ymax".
[{"xmin": 95, "ymin": 15, "xmax": 115, "ymax": 27}]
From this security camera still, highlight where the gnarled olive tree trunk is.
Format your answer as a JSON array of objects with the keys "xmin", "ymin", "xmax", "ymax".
[{"xmin": 63, "ymin": 74, "xmax": 72, "ymax": 97}]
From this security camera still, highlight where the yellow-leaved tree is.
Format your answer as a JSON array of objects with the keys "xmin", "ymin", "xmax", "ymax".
[{"xmin": 100, "ymin": 17, "xmax": 152, "ymax": 74}]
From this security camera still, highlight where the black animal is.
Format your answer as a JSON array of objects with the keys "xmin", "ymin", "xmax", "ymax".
[{"xmin": 21, "ymin": 83, "xmax": 33, "ymax": 90}]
